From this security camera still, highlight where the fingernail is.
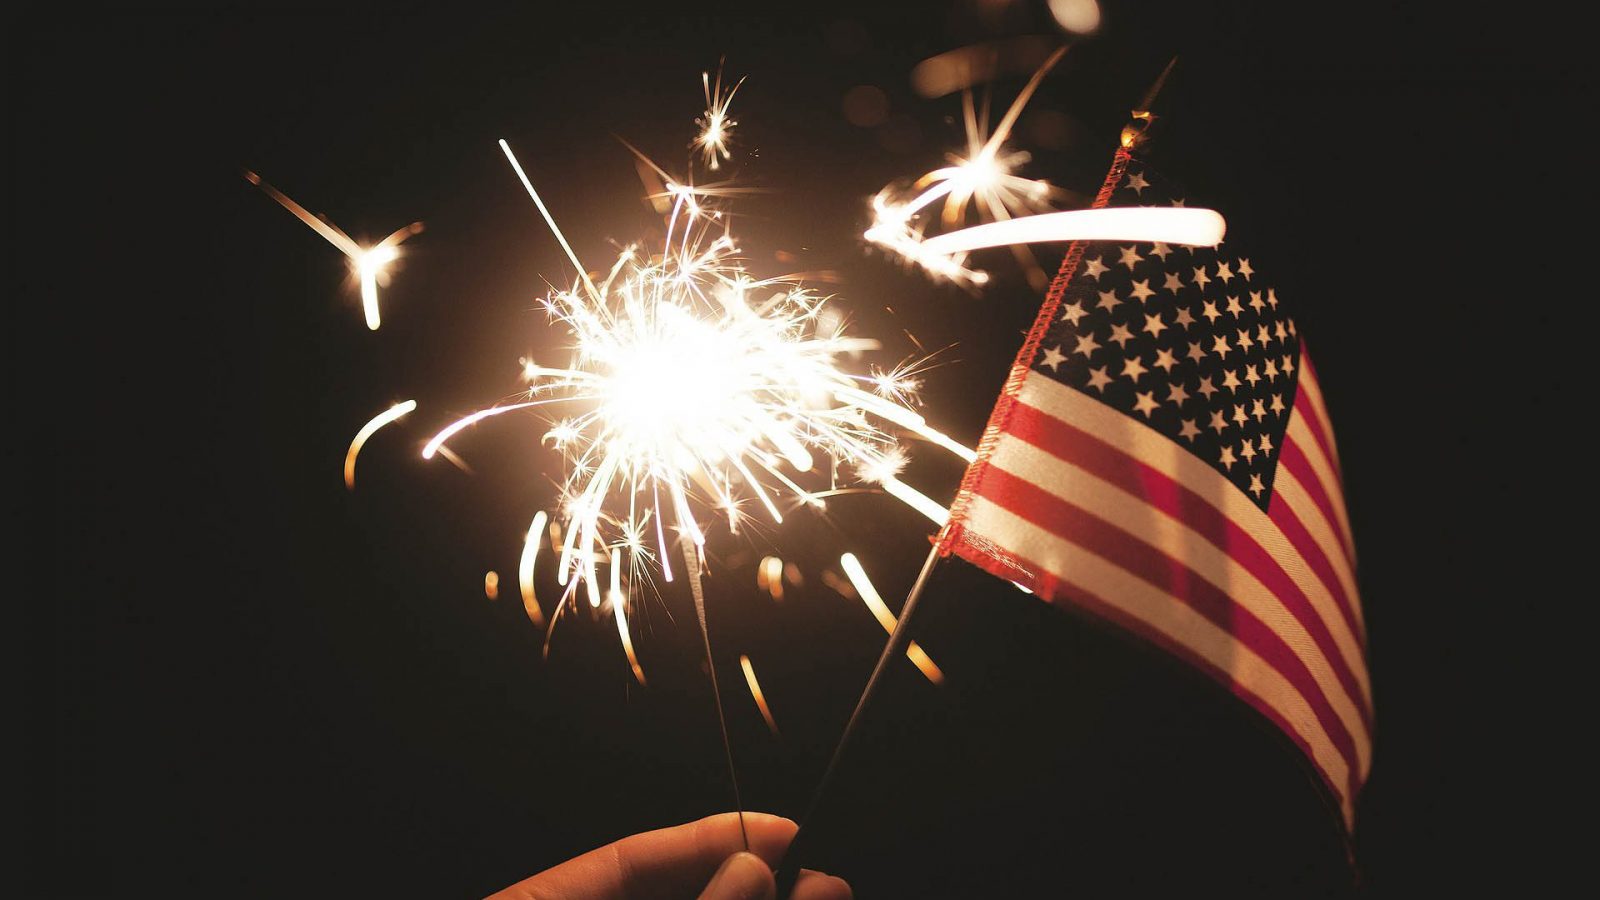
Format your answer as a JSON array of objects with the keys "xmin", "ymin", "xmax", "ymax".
[
  {"xmin": 701, "ymin": 851, "xmax": 774, "ymax": 900},
  {"xmin": 797, "ymin": 869, "xmax": 854, "ymax": 900}
]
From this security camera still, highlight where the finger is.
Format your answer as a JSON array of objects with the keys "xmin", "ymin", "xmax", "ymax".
[
  {"xmin": 489, "ymin": 812, "xmax": 796, "ymax": 900},
  {"xmin": 790, "ymin": 869, "xmax": 853, "ymax": 900},
  {"xmin": 697, "ymin": 852, "xmax": 775, "ymax": 900}
]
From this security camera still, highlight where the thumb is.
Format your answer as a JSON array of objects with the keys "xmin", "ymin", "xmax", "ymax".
[{"xmin": 698, "ymin": 852, "xmax": 775, "ymax": 900}]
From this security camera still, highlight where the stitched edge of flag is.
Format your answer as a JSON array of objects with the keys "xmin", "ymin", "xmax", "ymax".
[{"xmin": 937, "ymin": 146, "xmax": 1134, "ymax": 558}]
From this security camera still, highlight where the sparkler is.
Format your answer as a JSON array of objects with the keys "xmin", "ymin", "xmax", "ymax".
[
  {"xmin": 422, "ymin": 139, "xmax": 973, "ymax": 655},
  {"xmin": 865, "ymin": 47, "xmax": 1227, "ymax": 291},
  {"xmin": 245, "ymin": 171, "xmax": 422, "ymax": 330},
  {"xmin": 865, "ymin": 47, "xmax": 1069, "ymax": 287},
  {"xmin": 414, "ymin": 79, "xmax": 976, "ymax": 849}
]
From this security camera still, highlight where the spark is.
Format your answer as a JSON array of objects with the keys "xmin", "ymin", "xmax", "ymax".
[
  {"xmin": 344, "ymin": 399, "xmax": 417, "ymax": 490},
  {"xmin": 865, "ymin": 47, "xmax": 1067, "ymax": 286},
  {"xmin": 838, "ymin": 552, "xmax": 943, "ymax": 684},
  {"xmin": 757, "ymin": 555, "xmax": 786, "ymax": 601},
  {"xmin": 245, "ymin": 170, "xmax": 422, "ymax": 329},
  {"xmin": 610, "ymin": 548, "xmax": 647, "ymax": 686},
  {"xmin": 484, "ymin": 570, "xmax": 500, "ymax": 600},
  {"xmin": 740, "ymin": 654, "xmax": 780, "ymax": 735},
  {"xmin": 695, "ymin": 66, "xmax": 744, "ymax": 171}
]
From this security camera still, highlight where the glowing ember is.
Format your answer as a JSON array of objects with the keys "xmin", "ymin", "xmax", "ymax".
[
  {"xmin": 757, "ymin": 555, "xmax": 786, "ymax": 601},
  {"xmin": 344, "ymin": 400, "xmax": 417, "ymax": 490},
  {"xmin": 839, "ymin": 553, "xmax": 944, "ymax": 684},
  {"xmin": 740, "ymin": 654, "xmax": 780, "ymax": 735},
  {"xmin": 518, "ymin": 510, "xmax": 550, "ymax": 628},
  {"xmin": 245, "ymin": 171, "xmax": 422, "ymax": 330}
]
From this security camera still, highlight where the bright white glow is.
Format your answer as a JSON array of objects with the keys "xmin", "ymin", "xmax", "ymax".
[
  {"xmin": 880, "ymin": 476, "xmax": 950, "ymax": 527},
  {"xmin": 920, "ymin": 206, "xmax": 1227, "ymax": 256},
  {"xmin": 424, "ymin": 122, "xmax": 975, "ymax": 663},
  {"xmin": 357, "ymin": 245, "xmax": 399, "ymax": 330}
]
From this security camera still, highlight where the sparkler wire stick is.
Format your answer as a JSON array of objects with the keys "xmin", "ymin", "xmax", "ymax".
[
  {"xmin": 682, "ymin": 533, "xmax": 750, "ymax": 852},
  {"xmin": 774, "ymin": 543, "xmax": 943, "ymax": 896}
]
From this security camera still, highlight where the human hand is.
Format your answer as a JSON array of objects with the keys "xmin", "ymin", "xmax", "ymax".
[{"xmin": 487, "ymin": 812, "xmax": 851, "ymax": 900}]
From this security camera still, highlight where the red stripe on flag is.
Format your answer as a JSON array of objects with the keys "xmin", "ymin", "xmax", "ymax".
[
  {"xmin": 997, "ymin": 402, "xmax": 1371, "ymax": 722},
  {"xmin": 1277, "ymin": 440, "xmax": 1357, "ymax": 570},
  {"xmin": 947, "ymin": 533, "xmax": 1358, "ymax": 827},
  {"xmin": 1263, "ymin": 482, "xmax": 1367, "ymax": 649},
  {"xmin": 1291, "ymin": 376, "xmax": 1343, "ymax": 495},
  {"xmin": 975, "ymin": 464, "xmax": 1367, "ymax": 771},
  {"xmin": 1296, "ymin": 349, "xmax": 1345, "ymax": 480},
  {"xmin": 939, "ymin": 149, "xmax": 1133, "ymax": 546}
]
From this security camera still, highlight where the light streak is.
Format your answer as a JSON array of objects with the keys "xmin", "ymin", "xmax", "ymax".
[
  {"xmin": 519, "ymin": 511, "xmax": 549, "ymax": 628},
  {"xmin": 866, "ymin": 50, "xmax": 1226, "ymax": 288},
  {"xmin": 920, "ymin": 206, "xmax": 1227, "ymax": 256},
  {"xmin": 610, "ymin": 548, "xmax": 647, "ymax": 686},
  {"xmin": 839, "ymin": 552, "xmax": 944, "ymax": 684},
  {"xmin": 245, "ymin": 170, "xmax": 422, "ymax": 330},
  {"xmin": 432, "ymin": 444, "xmax": 474, "ymax": 475},
  {"xmin": 740, "ymin": 654, "xmax": 780, "ymax": 735},
  {"xmin": 344, "ymin": 400, "xmax": 417, "ymax": 490},
  {"xmin": 757, "ymin": 555, "xmax": 786, "ymax": 601}
]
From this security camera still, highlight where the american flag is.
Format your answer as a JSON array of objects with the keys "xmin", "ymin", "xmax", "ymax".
[{"xmin": 937, "ymin": 148, "xmax": 1371, "ymax": 828}]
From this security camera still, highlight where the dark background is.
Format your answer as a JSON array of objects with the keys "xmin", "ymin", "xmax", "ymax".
[{"xmin": 17, "ymin": 2, "xmax": 1573, "ymax": 896}]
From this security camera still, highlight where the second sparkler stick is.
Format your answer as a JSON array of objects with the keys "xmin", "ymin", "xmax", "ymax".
[
  {"xmin": 683, "ymin": 534, "xmax": 751, "ymax": 852},
  {"xmin": 774, "ymin": 543, "xmax": 944, "ymax": 895}
]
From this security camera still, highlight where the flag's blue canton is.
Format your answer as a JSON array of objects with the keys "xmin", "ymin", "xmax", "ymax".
[{"xmin": 1033, "ymin": 165, "xmax": 1302, "ymax": 509}]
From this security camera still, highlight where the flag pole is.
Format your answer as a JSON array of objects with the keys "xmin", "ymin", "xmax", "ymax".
[{"xmin": 773, "ymin": 542, "xmax": 943, "ymax": 896}]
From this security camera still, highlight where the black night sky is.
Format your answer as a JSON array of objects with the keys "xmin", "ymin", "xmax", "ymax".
[{"xmin": 18, "ymin": 3, "xmax": 1572, "ymax": 896}]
